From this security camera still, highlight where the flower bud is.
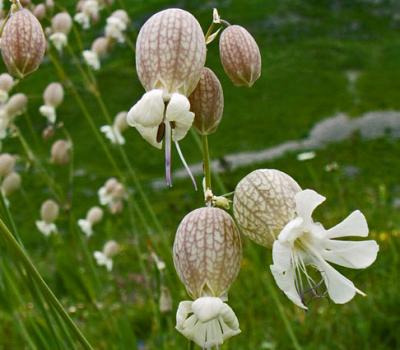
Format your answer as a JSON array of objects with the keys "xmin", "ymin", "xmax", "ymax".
[
  {"xmin": 40, "ymin": 199, "xmax": 59, "ymax": 223},
  {"xmin": 189, "ymin": 67, "xmax": 224, "ymax": 135},
  {"xmin": 50, "ymin": 139, "xmax": 70, "ymax": 165},
  {"xmin": 103, "ymin": 240, "xmax": 119, "ymax": 257},
  {"xmin": 0, "ymin": 8, "xmax": 46, "ymax": 78},
  {"xmin": 136, "ymin": 8, "xmax": 206, "ymax": 96},
  {"xmin": 33, "ymin": 4, "xmax": 46, "ymax": 20},
  {"xmin": 43, "ymin": 82, "xmax": 64, "ymax": 107},
  {"xmin": 173, "ymin": 207, "xmax": 242, "ymax": 299},
  {"xmin": 219, "ymin": 25, "xmax": 261, "ymax": 87},
  {"xmin": 51, "ymin": 12, "xmax": 72, "ymax": 34},
  {"xmin": 233, "ymin": 169, "xmax": 301, "ymax": 247},
  {"xmin": 1, "ymin": 172, "xmax": 21, "ymax": 196},
  {"xmin": 91, "ymin": 36, "xmax": 110, "ymax": 57},
  {"xmin": 0, "ymin": 73, "xmax": 14, "ymax": 93},
  {"xmin": 0, "ymin": 153, "xmax": 16, "ymax": 177},
  {"xmin": 6, "ymin": 93, "xmax": 28, "ymax": 117},
  {"xmin": 87, "ymin": 206, "xmax": 103, "ymax": 224}
]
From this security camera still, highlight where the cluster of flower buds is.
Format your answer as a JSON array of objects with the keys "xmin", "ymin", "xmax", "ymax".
[
  {"xmin": 0, "ymin": 153, "xmax": 21, "ymax": 200},
  {"xmin": 50, "ymin": 139, "xmax": 71, "ymax": 165},
  {"xmin": 36, "ymin": 199, "xmax": 59, "ymax": 236},
  {"xmin": 74, "ymin": 0, "xmax": 99, "ymax": 29},
  {"xmin": 233, "ymin": 169, "xmax": 379, "ymax": 309},
  {"xmin": 127, "ymin": 8, "xmax": 206, "ymax": 187},
  {"xmin": 98, "ymin": 177, "xmax": 126, "ymax": 214},
  {"xmin": 100, "ymin": 111, "xmax": 128, "ymax": 144},
  {"xmin": 39, "ymin": 82, "xmax": 64, "ymax": 124},
  {"xmin": 49, "ymin": 12, "xmax": 72, "ymax": 53},
  {"xmin": 94, "ymin": 240, "xmax": 120, "ymax": 271},
  {"xmin": 78, "ymin": 206, "xmax": 103, "ymax": 237},
  {"xmin": 104, "ymin": 9, "xmax": 129, "ymax": 43},
  {"xmin": 173, "ymin": 207, "xmax": 242, "ymax": 348},
  {"xmin": 0, "ymin": 5, "xmax": 46, "ymax": 78},
  {"xmin": 0, "ymin": 92, "xmax": 28, "ymax": 140},
  {"xmin": 0, "ymin": 73, "xmax": 15, "ymax": 103},
  {"xmin": 82, "ymin": 36, "xmax": 110, "ymax": 70}
]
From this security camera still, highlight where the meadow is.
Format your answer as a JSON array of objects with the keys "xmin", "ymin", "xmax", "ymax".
[{"xmin": 0, "ymin": 0, "xmax": 399, "ymax": 349}]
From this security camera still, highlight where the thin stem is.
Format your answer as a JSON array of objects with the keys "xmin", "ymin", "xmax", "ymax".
[
  {"xmin": 0, "ymin": 218, "xmax": 94, "ymax": 350},
  {"xmin": 202, "ymin": 134, "xmax": 212, "ymax": 192}
]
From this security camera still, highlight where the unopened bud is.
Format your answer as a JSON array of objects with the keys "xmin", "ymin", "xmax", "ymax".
[
  {"xmin": 136, "ymin": 8, "xmax": 206, "ymax": 96},
  {"xmin": 219, "ymin": 25, "xmax": 261, "ymax": 87},
  {"xmin": 51, "ymin": 12, "xmax": 72, "ymax": 34},
  {"xmin": 50, "ymin": 139, "xmax": 70, "ymax": 165},
  {"xmin": 43, "ymin": 82, "xmax": 64, "ymax": 107},
  {"xmin": 0, "ymin": 154, "xmax": 16, "ymax": 177},
  {"xmin": 33, "ymin": 4, "xmax": 46, "ymax": 20},
  {"xmin": 1, "ymin": 172, "xmax": 21, "ymax": 196},
  {"xmin": 190, "ymin": 67, "xmax": 224, "ymax": 135},
  {"xmin": 1, "ymin": 8, "xmax": 46, "ymax": 78},
  {"xmin": 40, "ymin": 199, "xmax": 59, "ymax": 223},
  {"xmin": 6, "ymin": 93, "xmax": 28, "ymax": 117},
  {"xmin": 87, "ymin": 206, "xmax": 103, "ymax": 224}
]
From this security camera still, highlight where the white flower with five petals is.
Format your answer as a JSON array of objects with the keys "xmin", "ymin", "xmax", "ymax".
[{"xmin": 270, "ymin": 189, "xmax": 379, "ymax": 309}]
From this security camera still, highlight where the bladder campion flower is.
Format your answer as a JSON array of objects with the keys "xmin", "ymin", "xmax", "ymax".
[
  {"xmin": 83, "ymin": 36, "xmax": 110, "ymax": 70},
  {"xmin": 173, "ymin": 207, "xmax": 242, "ymax": 348},
  {"xmin": 105, "ymin": 9, "xmax": 129, "ymax": 43},
  {"xmin": 234, "ymin": 169, "xmax": 379, "ymax": 309},
  {"xmin": 36, "ymin": 199, "xmax": 59, "ymax": 236},
  {"xmin": 1, "ymin": 171, "xmax": 21, "ymax": 198},
  {"xmin": 219, "ymin": 25, "xmax": 261, "ymax": 87},
  {"xmin": 127, "ymin": 8, "xmax": 206, "ymax": 188},
  {"xmin": 98, "ymin": 177, "xmax": 125, "ymax": 214},
  {"xmin": 0, "ymin": 73, "xmax": 14, "ymax": 103},
  {"xmin": 0, "ymin": 153, "xmax": 16, "ymax": 178},
  {"xmin": 78, "ymin": 206, "xmax": 103, "ymax": 237},
  {"xmin": 74, "ymin": 0, "xmax": 99, "ymax": 29},
  {"xmin": 39, "ymin": 82, "xmax": 64, "ymax": 124},
  {"xmin": 49, "ymin": 12, "xmax": 72, "ymax": 52},
  {"xmin": 50, "ymin": 139, "xmax": 70, "ymax": 165},
  {"xmin": 100, "ymin": 111, "xmax": 128, "ymax": 144},
  {"xmin": 0, "ymin": 7, "xmax": 46, "ymax": 78},
  {"xmin": 94, "ymin": 240, "xmax": 120, "ymax": 271}
]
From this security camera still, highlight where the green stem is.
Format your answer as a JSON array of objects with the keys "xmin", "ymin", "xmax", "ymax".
[
  {"xmin": 0, "ymin": 218, "xmax": 94, "ymax": 350},
  {"xmin": 202, "ymin": 134, "xmax": 212, "ymax": 192}
]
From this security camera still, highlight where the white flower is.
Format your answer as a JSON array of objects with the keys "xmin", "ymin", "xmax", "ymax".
[
  {"xmin": 74, "ymin": 12, "xmax": 90, "ymax": 29},
  {"xmin": 49, "ymin": 32, "xmax": 68, "ymax": 52},
  {"xmin": 83, "ymin": 50, "xmax": 100, "ymax": 70},
  {"xmin": 78, "ymin": 219, "xmax": 93, "ymax": 237},
  {"xmin": 105, "ymin": 16, "xmax": 126, "ymax": 43},
  {"xmin": 127, "ymin": 89, "xmax": 195, "ymax": 187},
  {"xmin": 176, "ymin": 297, "xmax": 241, "ymax": 348},
  {"xmin": 36, "ymin": 220, "xmax": 58, "ymax": 236},
  {"xmin": 270, "ymin": 189, "xmax": 379, "ymax": 309},
  {"xmin": 98, "ymin": 185, "xmax": 113, "ymax": 206},
  {"xmin": 39, "ymin": 105, "xmax": 56, "ymax": 124},
  {"xmin": 100, "ymin": 125, "xmax": 125, "ymax": 144},
  {"xmin": 0, "ymin": 90, "xmax": 9, "ymax": 104},
  {"xmin": 93, "ymin": 251, "xmax": 113, "ymax": 271}
]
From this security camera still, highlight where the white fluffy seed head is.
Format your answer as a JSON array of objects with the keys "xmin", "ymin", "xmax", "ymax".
[
  {"xmin": 0, "ymin": 8, "xmax": 46, "ymax": 78},
  {"xmin": 0, "ymin": 73, "xmax": 14, "ymax": 92},
  {"xmin": 50, "ymin": 139, "xmax": 70, "ymax": 165},
  {"xmin": 233, "ymin": 169, "xmax": 301, "ymax": 247},
  {"xmin": 87, "ymin": 206, "xmax": 103, "ymax": 224},
  {"xmin": 103, "ymin": 240, "xmax": 119, "ymax": 257},
  {"xmin": 219, "ymin": 25, "xmax": 261, "ymax": 87},
  {"xmin": 91, "ymin": 36, "xmax": 110, "ymax": 56},
  {"xmin": 135, "ymin": 8, "xmax": 206, "ymax": 96},
  {"xmin": 0, "ymin": 154, "xmax": 16, "ymax": 177},
  {"xmin": 40, "ymin": 199, "xmax": 59, "ymax": 223},
  {"xmin": 43, "ymin": 82, "xmax": 64, "ymax": 107},
  {"xmin": 6, "ymin": 93, "xmax": 28, "ymax": 117},
  {"xmin": 173, "ymin": 207, "xmax": 242, "ymax": 300},
  {"xmin": 1, "ymin": 172, "xmax": 21, "ymax": 196},
  {"xmin": 51, "ymin": 12, "xmax": 72, "ymax": 34},
  {"xmin": 189, "ymin": 67, "xmax": 224, "ymax": 135}
]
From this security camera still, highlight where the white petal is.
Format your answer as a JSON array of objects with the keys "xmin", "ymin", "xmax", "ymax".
[
  {"xmin": 165, "ymin": 93, "xmax": 194, "ymax": 142},
  {"xmin": 133, "ymin": 124, "xmax": 162, "ymax": 149},
  {"xmin": 295, "ymin": 189, "xmax": 326, "ymax": 222},
  {"xmin": 127, "ymin": 89, "xmax": 164, "ymax": 128},
  {"xmin": 326, "ymin": 210, "xmax": 369, "ymax": 238},
  {"xmin": 271, "ymin": 240, "xmax": 292, "ymax": 269},
  {"xmin": 78, "ymin": 219, "xmax": 93, "ymax": 237},
  {"xmin": 313, "ymin": 258, "xmax": 365, "ymax": 304},
  {"xmin": 192, "ymin": 297, "xmax": 223, "ymax": 323},
  {"xmin": 322, "ymin": 239, "xmax": 379, "ymax": 269},
  {"xmin": 278, "ymin": 217, "xmax": 304, "ymax": 243},
  {"xmin": 270, "ymin": 264, "xmax": 307, "ymax": 309}
]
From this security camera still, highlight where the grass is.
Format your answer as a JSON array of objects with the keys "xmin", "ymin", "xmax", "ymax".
[{"xmin": 0, "ymin": 0, "xmax": 399, "ymax": 349}]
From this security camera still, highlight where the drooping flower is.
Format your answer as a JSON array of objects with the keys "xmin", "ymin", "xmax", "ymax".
[
  {"xmin": 50, "ymin": 139, "xmax": 71, "ymax": 165},
  {"xmin": 94, "ymin": 240, "xmax": 120, "ymax": 271},
  {"xmin": 97, "ymin": 177, "xmax": 125, "ymax": 214},
  {"xmin": 0, "ymin": 73, "xmax": 14, "ymax": 103},
  {"xmin": 82, "ymin": 36, "xmax": 110, "ymax": 70},
  {"xmin": 233, "ymin": 168, "xmax": 379, "ymax": 309},
  {"xmin": 100, "ymin": 111, "xmax": 128, "ymax": 144},
  {"xmin": 78, "ymin": 206, "xmax": 103, "ymax": 237},
  {"xmin": 1, "ymin": 171, "xmax": 21, "ymax": 198},
  {"xmin": 0, "ymin": 153, "xmax": 16, "ymax": 178},
  {"xmin": 74, "ymin": 0, "xmax": 99, "ymax": 29},
  {"xmin": 39, "ymin": 82, "xmax": 64, "ymax": 124},
  {"xmin": 49, "ymin": 12, "xmax": 72, "ymax": 53},
  {"xmin": 173, "ymin": 207, "xmax": 242, "ymax": 348},
  {"xmin": 270, "ymin": 189, "xmax": 379, "ymax": 309},
  {"xmin": 127, "ymin": 8, "xmax": 206, "ymax": 188},
  {"xmin": 36, "ymin": 199, "xmax": 59, "ymax": 236},
  {"xmin": 104, "ymin": 9, "xmax": 129, "ymax": 43}
]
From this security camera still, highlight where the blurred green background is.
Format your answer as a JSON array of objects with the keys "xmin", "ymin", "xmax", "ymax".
[{"xmin": 0, "ymin": 0, "xmax": 399, "ymax": 349}]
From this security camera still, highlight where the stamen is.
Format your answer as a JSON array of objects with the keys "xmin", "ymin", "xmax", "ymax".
[
  {"xmin": 174, "ymin": 140, "xmax": 198, "ymax": 191},
  {"xmin": 164, "ymin": 122, "xmax": 172, "ymax": 187}
]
